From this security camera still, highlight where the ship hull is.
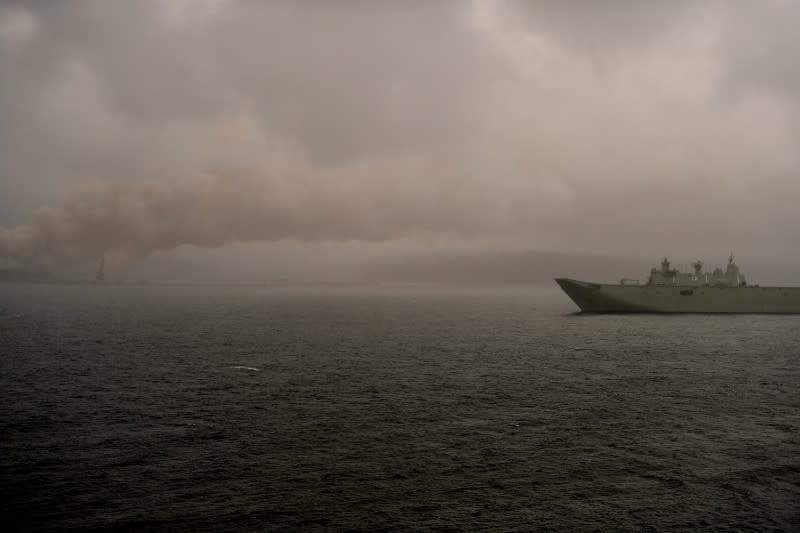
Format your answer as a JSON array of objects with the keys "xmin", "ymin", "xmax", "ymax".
[{"xmin": 555, "ymin": 278, "xmax": 800, "ymax": 313}]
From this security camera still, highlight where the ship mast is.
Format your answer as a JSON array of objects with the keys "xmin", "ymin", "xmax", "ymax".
[{"xmin": 95, "ymin": 255, "xmax": 105, "ymax": 284}]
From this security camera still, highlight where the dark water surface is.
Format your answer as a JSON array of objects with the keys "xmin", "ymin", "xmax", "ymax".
[{"xmin": 1, "ymin": 283, "xmax": 798, "ymax": 531}]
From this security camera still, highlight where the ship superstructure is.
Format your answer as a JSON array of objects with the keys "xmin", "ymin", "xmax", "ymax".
[{"xmin": 644, "ymin": 254, "xmax": 744, "ymax": 288}]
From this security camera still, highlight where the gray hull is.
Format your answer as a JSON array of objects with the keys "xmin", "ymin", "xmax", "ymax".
[{"xmin": 556, "ymin": 278, "xmax": 800, "ymax": 313}]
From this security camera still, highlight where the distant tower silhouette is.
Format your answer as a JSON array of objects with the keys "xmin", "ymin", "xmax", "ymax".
[{"xmin": 95, "ymin": 255, "xmax": 105, "ymax": 284}]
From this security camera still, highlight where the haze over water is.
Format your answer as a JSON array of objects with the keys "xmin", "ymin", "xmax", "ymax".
[{"xmin": 2, "ymin": 284, "xmax": 798, "ymax": 530}]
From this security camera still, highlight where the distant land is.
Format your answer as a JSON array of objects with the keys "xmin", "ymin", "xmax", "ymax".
[
  {"xmin": 3, "ymin": 250, "xmax": 799, "ymax": 287},
  {"xmin": 360, "ymin": 250, "xmax": 800, "ymax": 287},
  {"xmin": 0, "ymin": 267, "xmax": 53, "ymax": 283},
  {"xmin": 359, "ymin": 250, "xmax": 649, "ymax": 285}
]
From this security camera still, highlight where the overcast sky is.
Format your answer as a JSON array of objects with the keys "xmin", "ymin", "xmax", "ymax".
[{"xmin": 1, "ymin": 0, "xmax": 799, "ymax": 276}]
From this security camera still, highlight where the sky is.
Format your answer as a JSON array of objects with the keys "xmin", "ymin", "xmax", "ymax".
[{"xmin": 1, "ymin": 0, "xmax": 799, "ymax": 280}]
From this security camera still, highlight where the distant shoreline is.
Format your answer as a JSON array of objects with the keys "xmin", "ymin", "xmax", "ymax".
[{"xmin": 0, "ymin": 279, "xmax": 558, "ymax": 289}]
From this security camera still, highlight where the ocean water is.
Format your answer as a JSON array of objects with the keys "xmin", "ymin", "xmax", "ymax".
[{"xmin": 1, "ymin": 283, "xmax": 798, "ymax": 531}]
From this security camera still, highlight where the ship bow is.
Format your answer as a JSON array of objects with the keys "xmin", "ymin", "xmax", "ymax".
[{"xmin": 555, "ymin": 278, "xmax": 602, "ymax": 312}]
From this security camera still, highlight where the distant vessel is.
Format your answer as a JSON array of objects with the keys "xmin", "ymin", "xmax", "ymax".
[
  {"xmin": 95, "ymin": 255, "xmax": 105, "ymax": 284},
  {"xmin": 556, "ymin": 254, "xmax": 800, "ymax": 313}
]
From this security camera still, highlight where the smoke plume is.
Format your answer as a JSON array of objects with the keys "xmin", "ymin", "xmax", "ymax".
[{"xmin": 0, "ymin": 133, "xmax": 503, "ymax": 269}]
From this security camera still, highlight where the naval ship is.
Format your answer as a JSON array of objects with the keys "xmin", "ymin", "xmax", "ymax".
[{"xmin": 556, "ymin": 254, "xmax": 800, "ymax": 313}]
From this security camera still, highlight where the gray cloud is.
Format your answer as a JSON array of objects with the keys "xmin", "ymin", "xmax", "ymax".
[
  {"xmin": 718, "ymin": 1, "xmax": 800, "ymax": 99},
  {"xmin": 506, "ymin": 0, "xmax": 699, "ymax": 53},
  {"xmin": 1, "ymin": 1, "xmax": 799, "ymax": 274}
]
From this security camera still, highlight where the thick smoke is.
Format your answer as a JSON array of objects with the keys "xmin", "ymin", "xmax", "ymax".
[{"xmin": 0, "ymin": 121, "xmax": 510, "ymax": 268}]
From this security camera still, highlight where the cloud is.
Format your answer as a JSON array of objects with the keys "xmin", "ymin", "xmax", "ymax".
[{"xmin": 1, "ymin": 1, "xmax": 799, "ymax": 270}]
